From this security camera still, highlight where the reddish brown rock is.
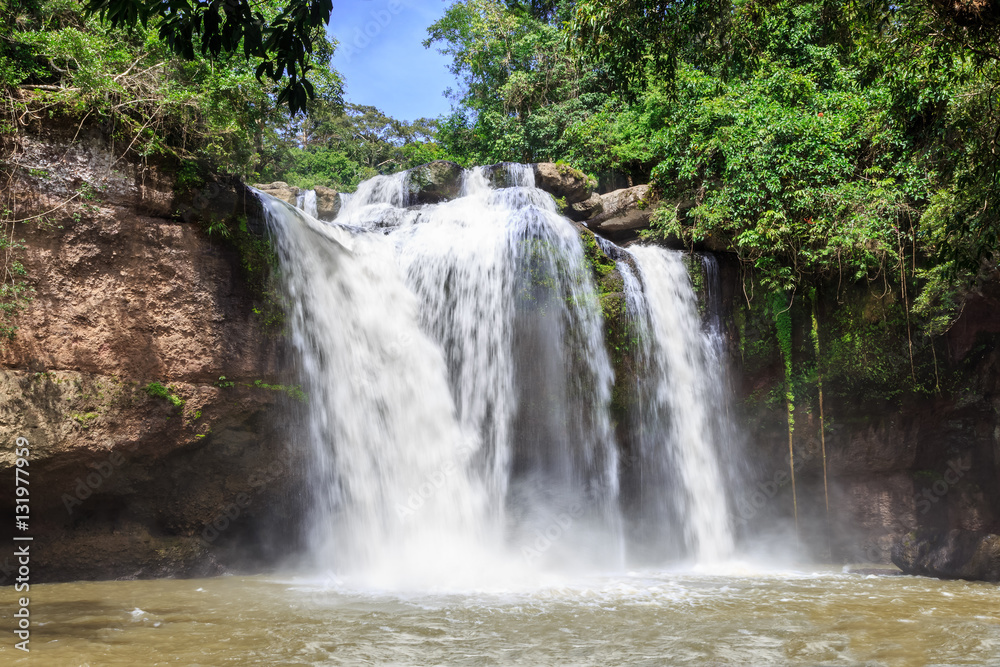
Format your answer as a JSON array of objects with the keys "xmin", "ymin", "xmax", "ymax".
[{"xmin": 0, "ymin": 121, "xmax": 301, "ymax": 584}]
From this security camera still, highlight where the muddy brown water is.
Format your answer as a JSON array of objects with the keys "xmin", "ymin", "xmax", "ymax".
[{"xmin": 2, "ymin": 567, "xmax": 998, "ymax": 666}]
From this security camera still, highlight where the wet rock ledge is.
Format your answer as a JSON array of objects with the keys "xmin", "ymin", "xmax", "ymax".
[{"xmin": 892, "ymin": 529, "xmax": 1000, "ymax": 582}]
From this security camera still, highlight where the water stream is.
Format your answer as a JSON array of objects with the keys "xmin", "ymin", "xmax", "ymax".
[{"xmin": 618, "ymin": 245, "xmax": 736, "ymax": 563}]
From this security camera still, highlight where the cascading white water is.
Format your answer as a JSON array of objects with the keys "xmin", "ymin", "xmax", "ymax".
[
  {"xmin": 618, "ymin": 245, "xmax": 736, "ymax": 563},
  {"xmin": 295, "ymin": 189, "xmax": 318, "ymax": 219},
  {"xmin": 259, "ymin": 164, "xmax": 623, "ymax": 588},
  {"xmin": 259, "ymin": 197, "xmax": 487, "ymax": 586},
  {"xmin": 260, "ymin": 164, "xmax": 748, "ymax": 586}
]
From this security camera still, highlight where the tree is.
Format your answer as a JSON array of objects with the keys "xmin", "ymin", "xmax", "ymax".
[
  {"xmin": 425, "ymin": 0, "xmax": 609, "ymax": 164},
  {"xmin": 83, "ymin": 0, "xmax": 334, "ymax": 114},
  {"xmin": 266, "ymin": 104, "xmax": 450, "ymax": 189}
]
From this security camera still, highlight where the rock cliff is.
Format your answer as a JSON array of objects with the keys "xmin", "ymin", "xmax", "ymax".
[{"xmin": 0, "ymin": 120, "xmax": 305, "ymax": 583}]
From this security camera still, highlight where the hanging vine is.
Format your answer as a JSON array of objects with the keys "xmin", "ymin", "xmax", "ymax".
[
  {"xmin": 0, "ymin": 95, "xmax": 33, "ymax": 344},
  {"xmin": 810, "ymin": 293, "xmax": 830, "ymax": 555},
  {"xmin": 771, "ymin": 291, "xmax": 798, "ymax": 533}
]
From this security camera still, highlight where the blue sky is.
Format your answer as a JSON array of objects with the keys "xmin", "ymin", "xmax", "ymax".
[{"xmin": 329, "ymin": 0, "xmax": 458, "ymax": 121}]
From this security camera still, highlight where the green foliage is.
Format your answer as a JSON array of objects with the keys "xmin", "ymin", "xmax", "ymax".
[
  {"xmin": 822, "ymin": 292, "xmax": 916, "ymax": 402},
  {"xmin": 2, "ymin": 0, "xmax": 343, "ymax": 177},
  {"xmin": 911, "ymin": 262, "xmax": 971, "ymax": 339},
  {"xmin": 175, "ymin": 160, "xmax": 205, "ymax": 192},
  {"xmin": 771, "ymin": 292, "xmax": 795, "ymax": 427},
  {"xmin": 248, "ymin": 378, "xmax": 307, "ymax": 403},
  {"xmin": 83, "ymin": 0, "xmax": 334, "ymax": 115},
  {"xmin": 428, "ymin": 0, "xmax": 998, "ymax": 332},
  {"xmin": 144, "ymin": 381, "xmax": 184, "ymax": 407},
  {"xmin": 264, "ymin": 104, "xmax": 449, "ymax": 189},
  {"xmin": 636, "ymin": 50, "xmax": 928, "ymax": 291},
  {"xmin": 579, "ymin": 229, "xmax": 615, "ymax": 282},
  {"xmin": 426, "ymin": 0, "xmax": 612, "ymax": 165}
]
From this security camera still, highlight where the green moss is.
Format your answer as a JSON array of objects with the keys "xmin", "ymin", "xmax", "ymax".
[
  {"xmin": 579, "ymin": 229, "xmax": 615, "ymax": 285},
  {"xmin": 554, "ymin": 161, "xmax": 597, "ymax": 189},
  {"xmin": 201, "ymin": 212, "xmax": 284, "ymax": 331},
  {"xmin": 247, "ymin": 379, "xmax": 308, "ymax": 403},
  {"xmin": 71, "ymin": 411, "xmax": 99, "ymax": 428},
  {"xmin": 601, "ymin": 292, "xmax": 625, "ymax": 331},
  {"xmin": 600, "ymin": 291, "xmax": 635, "ymax": 420},
  {"xmin": 144, "ymin": 381, "xmax": 185, "ymax": 408},
  {"xmin": 600, "ymin": 269, "xmax": 624, "ymax": 294}
]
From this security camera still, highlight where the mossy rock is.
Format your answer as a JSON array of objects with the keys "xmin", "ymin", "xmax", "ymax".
[
  {"xmin": 579, "ymin": 228, "xmax": 616, "ymax": 285},
  {"xmin": 405, "ymin": 160, "xmax": 463, "ymax": 205},
  {"xmin": 533, "ymin": 162, "xmax": 595, "ymax": 204}
]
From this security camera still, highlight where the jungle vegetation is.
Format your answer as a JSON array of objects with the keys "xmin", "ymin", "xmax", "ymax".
[{"xmin": 2, "ymin": 0, "xmax": 998, "ymax": 393}]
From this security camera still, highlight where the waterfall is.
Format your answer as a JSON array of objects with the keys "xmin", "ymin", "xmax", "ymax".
[
  {"xmin": 618, "ymin": 245, "xmax": 737, "ymax": 563},
  {"xmin": 259, "ymin": 197, "xmax": 482, "ymax": 584},
  {"xmin": 259, "ymin": 166, "xmax": 744, "ymax": 585},
  {"xmin": 258, "ymin": 164, "xmax": 622, "ymax": 587},
  {"xmin": 303, "ymin": 189, "xmax": 318, "ymax": 218}
]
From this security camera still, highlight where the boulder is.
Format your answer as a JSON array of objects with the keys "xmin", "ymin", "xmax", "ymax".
[
  {"xmin": 533, "ymin": 162, "xmax": 594, "ymax": 204},
  {"xmin": 892, "ymin": 529, "xmax": 1000, "ymax": 582},
  {"xmin": 406, "ymin": 160, "xmax": 463, "ymax": 205},
  {"xmin": 566, "ymin": 192, "xmax": 604, "ymax": 222},
  {"xmin": 253, "ymin": 181, "xmax": 300, "ymax": 206},
  {"xmin": 314, "ymin": 185, "xmax": 341, "ymax": 220},
  {"xmin": 586, "ymin": 185, "xmax": 655, "ymax": 238}
]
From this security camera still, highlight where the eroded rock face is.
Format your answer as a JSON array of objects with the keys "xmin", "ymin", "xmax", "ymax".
[
  {"xmin": 566, "ymin": 192, "xmax": 604, "ymax": 222},
  {"xmin": 586, "ymin": 185, "xmax": 654, "ymax": 238},
  {"xmin": 533, "ymin": 162, "xmax": 594, "ymax": 205},
  {"xmin": 892, "ymin": 529, "xmax": 1000, "ymax": 582},
  {"xmin": 0, "ymin": 121, "xmax": 302, "ymax": 583},
  {"xmin": 734, "ymin": 273, "xmax": 1000, "ymax": 567},
  {"xmin": 405, "ymin": 160, "xmax": 464, "ymax": 205}
]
